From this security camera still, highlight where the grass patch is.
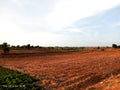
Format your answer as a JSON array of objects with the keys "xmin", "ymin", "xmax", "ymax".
[{"xmin": 0, "ymin": 66, "xmax": 42, "ymax": 90}]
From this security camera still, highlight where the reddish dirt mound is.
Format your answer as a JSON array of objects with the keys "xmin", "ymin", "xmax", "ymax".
[{"xmin": 0, "ymin": 49, "xmax": 120, "ymax": 89}]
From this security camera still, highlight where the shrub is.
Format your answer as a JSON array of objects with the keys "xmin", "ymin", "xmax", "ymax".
[{"xmin": 97, "ymin": 46, "xmax": 100, "ymax": 49}]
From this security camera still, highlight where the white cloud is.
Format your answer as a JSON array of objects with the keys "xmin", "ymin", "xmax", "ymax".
[
  {"xmin": 47, "ymin": 0, "xmax": 120, "ymax": 30},
  {"xmin": 11, "ymin": 0, "xmax": 24, "ymax": 7},
  {"xmin": 112, "ymin": 22, "xmax": 120, "ymax": 27},
  {"xmin": 66, "ymin": 27, "xmax": 84, "ymax": 33},
  {"xmin": 69, "ymin": 28, "xmax": 83, "ymax": 33},
  {"xmin": 0, "ymin": 0, "xmax": 58, "ymax": 45},
  {"xmin": 0, "ymin": 10, "xmax": 24, "ymax": 44},
  {"xmin": 0, "ymin": 0, "xmax": 120, "ymax": 46}
]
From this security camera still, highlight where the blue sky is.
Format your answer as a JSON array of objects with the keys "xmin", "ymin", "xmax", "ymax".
[{"xmin": 0, "ymin": 0, "xmax": 120, "ymax": 46}]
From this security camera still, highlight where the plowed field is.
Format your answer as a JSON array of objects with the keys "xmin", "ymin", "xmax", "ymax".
[{"xmin": 0, "ymin": 49, "xmax": 120, "ymax": 90}]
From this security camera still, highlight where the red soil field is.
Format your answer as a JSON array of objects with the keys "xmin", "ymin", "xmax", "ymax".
[
  {"xmin": 0, "ymin": 49, "xmax": 120, "ymax": 90},
  {"xmin": 88, "ymin": 74, "xmax": 120, "ymax": 90}
]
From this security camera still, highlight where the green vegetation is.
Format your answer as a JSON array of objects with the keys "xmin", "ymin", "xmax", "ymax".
[
  {"xmin": 26, "ymin": 44, "xmax": 31, "ymax": 49},
  {"xmin": 1, "ymin": 42, "xmax": 10, "ymax": 54},
  {"xmin": 0, "ymin": 42, "xmax": 113, "ymax": 51},
  {"xmin": 118, "ymin": 45, "xmax": 120, "ymax": 48},
  {"xmin": 112, "ymin": 44, "xmax": 118, "ymax": 48},
  {"xmin": 0, "ymin": 66, "xmax": 42, "ymax": 90},
  {"xmin": 0, "ymin": 42, "xmax": 85, "ymax": 51},
  {"xmin": 112, "ymin": 44, "xmax": 120, "ymax": 48}
]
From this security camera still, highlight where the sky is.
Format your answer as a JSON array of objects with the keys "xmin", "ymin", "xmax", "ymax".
[{"xmin": 0, "ymin": 0, "xmax": 120, "ymax": 46}]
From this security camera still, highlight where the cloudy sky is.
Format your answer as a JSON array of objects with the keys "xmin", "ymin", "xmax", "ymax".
[{"xmin": 0, "ymin": 0, "xmax": 120, "ymax": 46}]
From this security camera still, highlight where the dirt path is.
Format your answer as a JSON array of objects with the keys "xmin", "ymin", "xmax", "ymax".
[{"xmin": 0, "ymin": 49, "xmax": 120, "ymax": 89}]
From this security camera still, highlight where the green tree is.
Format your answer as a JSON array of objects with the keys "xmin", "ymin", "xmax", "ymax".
[
  {"xmin": 27, "ymin": 44, "xmax": 30, "ymax": 49},
  {"xmin": 118, "ymin": 45, "xmax": 120, "ymax": 48},
  {"xmin": 112, "ymin": 44, "xmax": 117, "ymax": 48},
  {"xmin": 2, "ymin": 42, "xmax": 10, "ymax": 54}
]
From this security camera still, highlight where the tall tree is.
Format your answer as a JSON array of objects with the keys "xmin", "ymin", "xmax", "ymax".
[
  {"xmin": 27, "ymin": 44, "xmax": 30, "ymax": 49},
  {"xmin": 2, "ymin": 42, "xmax": 10, "ymax": 54},
  {"xmin": 112, "ymin": 44, "xmax": 117, "ymax": 48}
]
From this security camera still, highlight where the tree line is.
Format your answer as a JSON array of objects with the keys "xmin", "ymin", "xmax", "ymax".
[
  {"xmin": 0, "ymin": 42, "xmax": 43, "ymax": 54},
  {"xmin": 0, "ymin": 42, "xmax": 86, "ymax": 54},
  {"xmin": 112, "ymin": 44, "xmax": 120, "ymax": 48},
  {"xmin": 0, "ymin": 42, "xmax": 119, "ymax": 54}
]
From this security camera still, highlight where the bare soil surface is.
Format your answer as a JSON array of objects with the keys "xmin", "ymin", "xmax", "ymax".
[
  {"xmin": 87, "ymin": 74, "xmax": 120, "ymax": 90},
  {"xmin": 0, "ymin": 49, "xmax": 120, "ymax": 90}
]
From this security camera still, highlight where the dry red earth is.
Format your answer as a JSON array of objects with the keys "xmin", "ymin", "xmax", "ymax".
[
  {"xmin": 87, "ymin": 74, "xmax": 120, "ymax": 90},
  {"xmin": 0, "ymin": 49, "xmax": 120, "ymax": 90}
]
